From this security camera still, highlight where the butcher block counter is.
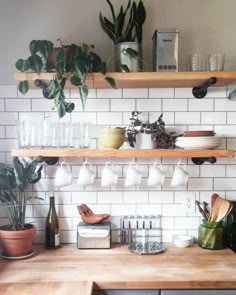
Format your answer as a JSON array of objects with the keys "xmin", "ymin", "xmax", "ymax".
[{"xmin": 1, "ymin": 243, "xmax": 236, "ymax": 294}]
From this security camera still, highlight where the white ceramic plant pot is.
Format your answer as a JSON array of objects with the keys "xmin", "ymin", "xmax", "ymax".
[{"xmin": 135, "ymin": 133, "xmax": 156, "ymax": 149}]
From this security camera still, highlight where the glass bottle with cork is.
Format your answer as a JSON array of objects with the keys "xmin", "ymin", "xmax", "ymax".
[{"xmin": 45, "ymin": 191, "xmax": 61, "ymax": 249}]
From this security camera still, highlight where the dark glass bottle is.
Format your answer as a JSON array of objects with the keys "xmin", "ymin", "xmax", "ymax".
[{"xmin": 45, "ymin": 191, "xmax": 61, "ymax": 249}]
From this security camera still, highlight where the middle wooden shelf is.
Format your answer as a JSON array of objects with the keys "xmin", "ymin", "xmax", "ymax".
[{"xmin": 11, "ymin": 149, "xmax": 234, "ymax": 159}]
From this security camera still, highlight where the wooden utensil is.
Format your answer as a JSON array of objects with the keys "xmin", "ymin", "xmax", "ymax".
[
  {"xmin": 209, "ymin": 197, "xmax": 222, "ymax": 222},
  {"xmin": 216, "ymin": 201, "xmax": 232, "ymax": 222},
  {"xmin": 203, "ymin": 202, "xmax": 210, "ymax": 220},
  {"xmin": 195, "ymin": 200, "xmax": 208, "ymax": 220},
  {"xmin": 211, "ymin": 193, "xmax": 219, "ymax": 209}
]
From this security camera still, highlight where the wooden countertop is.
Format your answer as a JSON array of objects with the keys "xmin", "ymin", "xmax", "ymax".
[{"xmin": 1, "ymin": 243, "xmax": 236, "ymax": 294}]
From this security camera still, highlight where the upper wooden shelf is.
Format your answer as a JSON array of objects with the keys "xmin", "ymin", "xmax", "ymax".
[
  {"xmin": 11, "ymin": 149, "xmax": 234, "ymax": 159},
  {"xmin": 14, "ymin": 71, "xmax": 236, "ymax": 89}
]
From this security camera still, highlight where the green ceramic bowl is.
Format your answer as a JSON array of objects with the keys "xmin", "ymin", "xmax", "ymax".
[
  {"xmin": 98, "ymin": 128, "xmax": 125, "ymax": 135},
  {"xmin": 98, "ymin": 129, "xmax": 125, "ymax": 149}
]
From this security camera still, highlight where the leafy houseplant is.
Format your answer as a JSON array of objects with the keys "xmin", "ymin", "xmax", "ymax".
[
  {"xmin": 99, "ymin": 0, "xmax": 146, "ymax": 72},
  {"xmin": 15, "ymin": 40, "xmax": 116, "ymax": 118},
  {"xmin": 0, "ymin": 157, "xmax": 43, "ymax": 257},
  {"xmin": 0, "ymin": 157, "xmax": 43, "ymax": 231},
  {"xmin": 125, "ymin": 111, "xmax": 180, "ymax": 149}
]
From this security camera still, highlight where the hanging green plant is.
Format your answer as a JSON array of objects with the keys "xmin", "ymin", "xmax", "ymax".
[{"xmin": 15, "ymin": 40, "xmax": 116, "ymax": 118}]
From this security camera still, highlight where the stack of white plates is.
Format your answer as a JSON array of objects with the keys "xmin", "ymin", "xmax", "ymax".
[{"xmin": 176, "ymin": 136, "xmax": 222, "ymax": 150}]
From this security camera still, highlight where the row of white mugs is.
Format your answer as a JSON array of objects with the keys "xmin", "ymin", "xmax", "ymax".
[{"xmin": 55, "ymin": 160, "xmax": 189, "ymax": 188}]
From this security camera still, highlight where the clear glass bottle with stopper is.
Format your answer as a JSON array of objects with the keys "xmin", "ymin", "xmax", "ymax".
[{"xmin": 45, "ymin": 191, "xmax": 61, "ymax": 249}]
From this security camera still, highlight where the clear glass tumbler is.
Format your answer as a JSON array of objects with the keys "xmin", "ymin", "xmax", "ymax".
[
  {"xmin": 208, "ymin": 53, "xmax": 225, "ymax": 71},
  {"xmin": 59, "ymin": 122, "xmax": 73, "ymax": 148},
  {"xmin": 16, "ymin": 120, "xmax": 32, "ymax": 148},
  {"xmin": 190, "ymin": 53, "xmax": 204, "ymax": 71},
  {"xmin": 79, "ymin": 122, "xmax": 92, "ymax": 148}
]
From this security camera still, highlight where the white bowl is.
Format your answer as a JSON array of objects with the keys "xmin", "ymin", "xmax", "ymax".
[
  {"xmin": 172, "ymin": 234, "xmax": 193, "ymax": 248},
  {"xmin": 175, "ymin": 142, "xmax": 221, "ymax": 150},
  {"xmin": 177, "ymin": 136, "xmax": 221, "ymax": 141}
]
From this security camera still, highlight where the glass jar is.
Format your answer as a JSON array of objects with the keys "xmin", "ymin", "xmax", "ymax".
[{"xmin": 198, "ymin": 219, "xmax": 224, "ymax": 250}]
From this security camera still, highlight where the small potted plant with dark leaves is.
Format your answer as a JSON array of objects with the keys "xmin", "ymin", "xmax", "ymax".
[
  {"xmin": 0, "ymin": 157, "xmax": 43, "ymax": 258},
  {"xmin": 15, "ymin": 40, "xmax": 116, "ymax": 118},
  {"xmin": 125, "ymin": 111, "xmax": 180, "ymax": 149},
  {"xmin": 100, "ymin": 0, "xmax": 146, "ymax": 72}
]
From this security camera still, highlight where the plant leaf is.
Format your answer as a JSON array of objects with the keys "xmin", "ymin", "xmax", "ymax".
[
  {"xmin": 82, "ymin": 43, "xmax": 90, "ymax": 54},
  {"xmin": 99, "ymin": 14, "xmax": 117, "ymax": 43},
  {"xmin": 58, "ymin": 102, "xmax": 66, "ymax": 118},
  {"xmin": 126, "ymin": 47, "xmax": 139, "ymax": 58},
  {"xmin": 73, "ymin": 59, "xmax": 86, "ymax": 79},
  {"xmin": 90, "ymin": 52, "xmax": 102, "ymax": 72},
  {"xmin": 68, "ymin": 43, "xmax": 80, "ymax": 63},
  {"xmin": 134, "ymin": 0, "xmax": 146, "ymax": 43},
  {"xmin": 29, "ymin": 40, "xmax": 41, "ymax": 55},
  {"xmin": 124, "ymin": 2, "xmax": 136, "ymax": 41},
  {"xmin": 70, "ymin": 76, "xmax": 82, "ymax": 86},
  {"xmin": 65, "ymin": 102, "xmax": 75, "ymax": 113},
  {"xmin": 55, "ymin": 61, "xmax": 65, "ymax": 77},
  {"xmin": 28, "ymin": 54, "xmax": 43, "ymax": 74},
  {"xmin": 120, "ymin": 64, "xmax": 130, "ymax": 72},
  {"xmin": 106, "ymin": 0, "xmax": 116, "ymax": 27},
  {"xmin": 54, "ymin": 47, "xmax": 64, "ymax": 64},
  {"xmin": 105, "ymin": 76, "xmax": 116, "ymax": 89},
  {"xmin": 15, "ymin": 59, "xmax": 30, "ymax": 72},
  {"xmin": 60, "ymin": 77, "xmax": 67, "ymax": 90},
  {"xmin": 47, "ymin": 80, "xmax": 57, "ymax": 97},
  {"xmin": 99, "ymin": 62, "xmax": 106, "ymax": 75},
  {"xmin": 18, "ymin": 80, "xmax": 29, "ymax": 95},
  {"xmin": 39, "ymin": 40, "xmax": 53, "ymax": 59},
  {"xmin": 79, "ymin": 84, "xmax": 88, "ymax": 110}
]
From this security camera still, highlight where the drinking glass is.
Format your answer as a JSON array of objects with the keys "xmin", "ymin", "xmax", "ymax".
[
  {"xmin": 208, "ymin": 53, "xmax": 225, "ymax": 71},
  {"xmin": 189, "ymin": 53, "xmax": 204, "ymax": 71},
  {"xmin": 78, "ymin": 122, "xmax": 92, "ymax": 148},
  {"xmin": 59, "ymin": 122, "xmax": 73, "ymax": 148},
  {"xmin": 16, "ymin": 120, "xmax": 32, "ymax": 148},
  {"xmin": 43, "ymin": 119, "xmax": 54, "ymax": 148}
]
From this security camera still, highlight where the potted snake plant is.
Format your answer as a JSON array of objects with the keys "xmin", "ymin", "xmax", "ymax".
[
  {"xmin": 15, "ymin": 40, "xmax": 116, "ymax": 118},
  {"xmin": 100, "ymin": 0, "xmax": 146, "ymax": 72},
  {"xmin": 0, "ymin": 157, "xmax": 43, "ymax": 258}
]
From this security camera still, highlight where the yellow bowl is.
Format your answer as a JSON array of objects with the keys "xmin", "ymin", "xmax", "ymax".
[
  {"xmin": 99, "ymin": 133, "xmax": 125, "ymax": 149},
  {"xmin": 98, "ymin": 128, "xmax": 125, "ymax": 135}
]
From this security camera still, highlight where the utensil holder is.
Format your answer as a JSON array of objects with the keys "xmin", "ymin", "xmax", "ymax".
[
  {"xmin": 198, "ymin": 219, "xmax": 224, "ymax": 250},
  {"xmin": 119, "ymin": 215, "xmax": 164, "ymax": 254}
]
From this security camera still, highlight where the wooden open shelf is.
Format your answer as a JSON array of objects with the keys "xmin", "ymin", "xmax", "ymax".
[
  {"xmin": 11, "ymin": 149, "xmax": 234, "ymax": 159},
  {"xmin": 14, "ymin": 71, "xmax": 236, "ymax": 89}
]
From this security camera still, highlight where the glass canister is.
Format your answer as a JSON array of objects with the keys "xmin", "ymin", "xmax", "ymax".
[{"xmin": 198, "ymin": 219, "xmax": 224, "ymax": 250}]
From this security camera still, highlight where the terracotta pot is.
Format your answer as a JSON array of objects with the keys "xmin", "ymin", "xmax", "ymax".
[
  {"xmin": 0, "ymin": 224, "xmax": 36, "ymax": 257},
  {"xmin": 47, "ymin": 47, "xmax": 68, "ymax": 71}
]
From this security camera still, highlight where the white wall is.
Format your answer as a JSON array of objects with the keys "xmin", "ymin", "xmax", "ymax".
[
  {"xmin": 1, "ymin": 0, "xmax": 236, "ymax": 84},
  {"xmin": 1, "ymin": 0, "xmax": 236, "ymax": 244},
  {"xmin": 0, "ymin": 85, "xmax": 236, "ymax": 244}
]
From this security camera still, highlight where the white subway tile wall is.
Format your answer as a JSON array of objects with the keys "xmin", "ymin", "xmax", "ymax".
[{"xmin": 0, "ymin": 85, "xmax": 236, "ymax": 244}]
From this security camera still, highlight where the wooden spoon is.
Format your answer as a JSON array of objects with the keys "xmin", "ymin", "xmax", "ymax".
[
  {"xmin": 208, "ymin": 194, "xmax": 219, "ymax": 221},
  {"xmin": 216, "ymin": 201, "xmax": 232, "ymax": 222},
  {"xmin": 209, "ymin": 197, "xmax": 222, "ymax": 222},
  {"xmin": 211, "ymin": 193, "xmax": 219, "ymax": 208}
]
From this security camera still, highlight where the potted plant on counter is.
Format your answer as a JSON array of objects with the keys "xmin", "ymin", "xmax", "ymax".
[
  {"xmin": 99, "ymin": 0, "xmax": 146, "ymax": 72},
  {"xmin": 0, "ymin": 157, "xmax": 43, "ymax": 258},
  {"xmin": 15, "ymin": 40, "xmax": 116, "ymax": 118},
  {"xmin": 125, "ymin": 111, "xmax": 179, "ymax": 149}
]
